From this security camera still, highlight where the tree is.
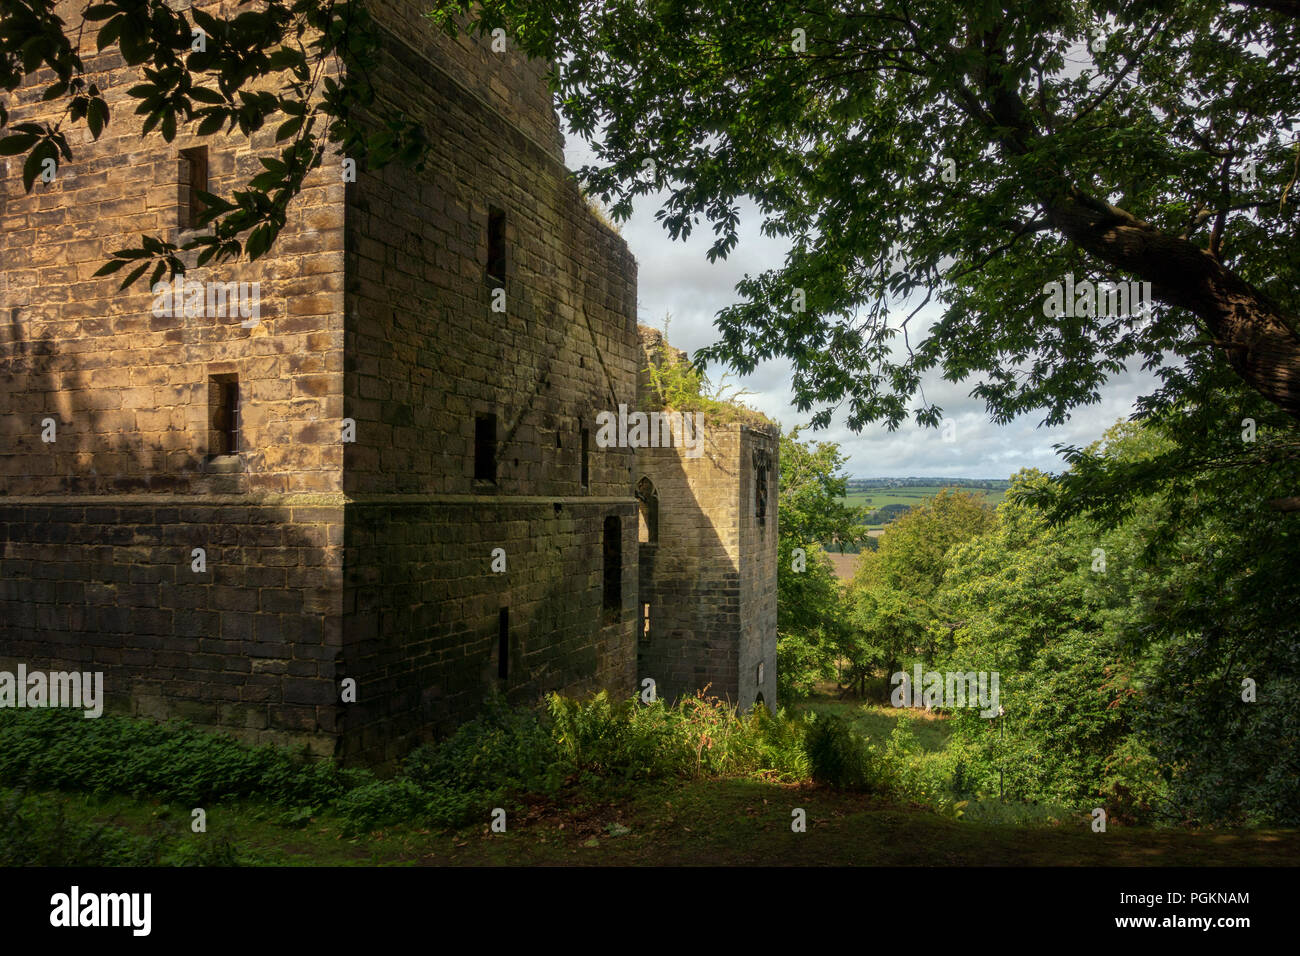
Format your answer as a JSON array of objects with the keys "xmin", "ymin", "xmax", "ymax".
[
  {"xmin": 769, "ymin": 429, "xmax": 863, "ymax": 697},
  {"xmin": 12, "ymin": 2, "xmax": 1298, "ymax": 441},
  {"xmin": 847, "ymin": 488, "xmax": 995, "ymax": 695},
  {"xmin": 777, "ymin": 425, "xmax": 867, "ymax": 546},
  {"xmin": 425, "ymin": 0, "xmax": 1300, "ymax": 436},
  {"xmin": 775, "ymin": 427, "xmax": 862, "ymax": 701},
  {"xmin": 935, "ymin": 426, "xmax": 1300, "ymax": 823}
]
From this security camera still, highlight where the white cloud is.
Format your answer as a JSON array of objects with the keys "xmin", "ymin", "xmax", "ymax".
[{"xmin": 565, "ymin": 136, "xmax": 1155, "ymax": 479}]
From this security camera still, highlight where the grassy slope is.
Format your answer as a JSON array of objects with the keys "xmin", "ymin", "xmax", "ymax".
[
  {"xmin": 24, "ymin": 783, "xmax": 1300, "ymax": 867},
  {"xmin": 8, "ymin": 692, "xmax": 1297, "ymax": 866},
  {"xmin": 18, "ymin": 694, "xmax": 1298, "ymax": 867}
]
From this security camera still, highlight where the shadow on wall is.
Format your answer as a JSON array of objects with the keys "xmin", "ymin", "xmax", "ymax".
[
  {"xmin": 0, "ymin": 315, "xmax": 347, "ymax": 758},
  {"xmin": 635, "ymin": 426, "xmax": 745, "ymax": 707},
  {"xmin": 338, "ymin": 483, "xmax": 641, "ymax": 758},
  {"xmin": 336, "ymin": 156, "xmax": 641, "ymax": 758}
]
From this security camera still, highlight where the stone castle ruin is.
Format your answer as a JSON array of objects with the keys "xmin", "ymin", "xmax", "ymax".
[{"xmin": 0, "ymin": 0, "xmax": 777, "ymax": 764}]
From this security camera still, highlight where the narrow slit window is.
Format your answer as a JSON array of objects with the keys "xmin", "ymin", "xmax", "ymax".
[
  {"xmin": 179, "ymin": 146, "xmax": 209, "ymax": 230},
  {"xmin": 602, "ymin": 516, "xmax": 621, "ymax": 620},
  {"xmin": 208, "ymin": 374, "xmax": 238, "ymax": 457},
  {"xmin": 487, "ymin": 206, "xmax": 506, "ymax": 282},
  {"xmin": 498, "ymin": 607, "xmax": 509, "ymax": 679},
  {"xmin": 636, "ymin": 476, "xmax": 658, "ymax": 543},
  {"xmin": 475, "ymin": 413, "xmax": 497, "ymax": 482},
  {"xmin": 641, "ymin": 602, "xmax": 650, "ymax": 643},
  {"xmin": 580, "ymin": 427, "xmax": 590, "ymax": 491}
]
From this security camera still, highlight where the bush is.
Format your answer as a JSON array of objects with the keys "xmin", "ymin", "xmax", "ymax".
[
  {"xmin": 548, "ymin": 691, "xmax": 685, "ymax": 778},
  {"xmin": 724, "ymin": 703, "xmax": 811, "ymax": 782},
  {"xmin": 0, "ymin": 709, "xmax": 363, "ymax": 808},
  {"xmin": 0, "ymin": 789, "xmax": 158, "ymax": 866},
  {"xmin": 333, "ymin": 779, "xmax": 428, "ymax": 834},
  {"xmin": 0, "ymin": 689, "xmax": 868, "ymax": 849},
  {"xmin": 804, "ymin": 714, "xmax": 886, "ymax": 791},
  {"xmin": 403, "ymin": 694, "xmax": 561, "ymax": 795},
  {"xmin": 546, "ymin": 690, "xmax": 813, "ymax": 783},
  {"xmin": 0, "ymin": 788, "xmax": 247, "ymax": 866}
]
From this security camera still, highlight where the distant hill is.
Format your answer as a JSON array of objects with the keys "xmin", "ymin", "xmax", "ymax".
[
  {"xmin": 831, "ymin": 478, "xmax": 1010, "ymax": 546},
  {"xmin": 846, "ymin": 476, "xmax": 1011, "ymax": 491}
]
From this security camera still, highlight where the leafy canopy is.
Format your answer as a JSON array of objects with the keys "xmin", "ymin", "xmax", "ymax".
[{"xmin": 428, "ymin": 0, "xmax": 1300, "ymax": 432}]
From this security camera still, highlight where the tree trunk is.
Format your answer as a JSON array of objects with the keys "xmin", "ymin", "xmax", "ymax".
[
  {"xmin": 980, "ymin": 73, "xmax": 1300, "ymax": 422},
  {"xmin": 1042, "ymin": 192, "xmax": 1300, "ymax": 422}
]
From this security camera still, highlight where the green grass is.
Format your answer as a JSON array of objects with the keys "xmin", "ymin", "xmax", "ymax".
[
  {"xmin": 10, "ymin": 782, "xmax": 1300, "ymax": 867},
  {"xmin": 798, "ymin": 697, "xmax": 953, "ymax": 753},
  {"xmin": 6, "ymin": 698, "xmax": 1299, "ymax": 866}
]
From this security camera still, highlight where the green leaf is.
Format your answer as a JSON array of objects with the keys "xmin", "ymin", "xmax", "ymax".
[
  {"xmin": 196, "ymin": 111, "xmax": 226, "ymax": 136},
  {"xmin": 96, "ymin": 16, "xmax": 124, "ymax": 50},
  {"xmin": 247, "ymin": 172, "xmax": 281, "ymax": 191},
  {"xmin": 87, "ymin": 98, "xmax": 109, "ymax": 139},
  {"xmin": 245, "ymin": 225, "xmax": 272, "ymax": 260},
  {"xmin": 191, "ymin": 7, "xmax": 222, "ymax": 36},
  {"xmin": 21, "ymin": 37, "xmax": 46, "ymax": 74},
  {"xmin": 22, "ymin": 143, "xmax": 56, "ymax": 192}
]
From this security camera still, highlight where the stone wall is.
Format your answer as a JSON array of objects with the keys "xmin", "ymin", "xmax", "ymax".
[
  {"xmin": 335, "ymin": 4, "xmax": 641, "ymax": 761},
  {"xmin": 0, "ymin": 498, "xmax": 344, "ymax": 756},
  {"xmin": 0, "ymin": 1, "xmax": 346, "ymax": 498},
  {"xmin": 0, "ymin": 0, "xmax": 742, "ymax": 763},
  {"xmin": 0, "ymin": 1, "xmax": 348, "ymax": 755},
  {"xmin": 634, "ymin": 327, "xmax": 780, "ymax": 709},
  {"xmin": 737, "ymin": 427, "xmax": 779, "ymax": 709},
  {"xmin": 380, "ymin": 0, "xmax": 566, "ymax": 166},
  {"xmin": 635, "ymin": 428, "xmax": 743, "ymax": 704}
]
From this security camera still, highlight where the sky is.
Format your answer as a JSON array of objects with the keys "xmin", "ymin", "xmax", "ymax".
[{"xmin": 562, "ymin": 138, "xmax": 1155, "ymax": 481}]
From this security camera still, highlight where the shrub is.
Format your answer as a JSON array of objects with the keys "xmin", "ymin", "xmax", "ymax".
[
  {"xmin": 725, "ymin": 703, "xmax": 811, "ymax": 782},
  {"xmin": 0, "ymin": 789, "xmax": 159, "ymax": 866},
  {"xmin": 804, "ymin": 714, "xmax": 885, "ymax": 791},
  {"xmin": 403, "ymin": 694, "xmax": 561, "ymax": 795},
  {"xmin": 334, "ymin": 779, "xmax": 428, "ymax": 834},
  {"xmin": 0, "ymin": 788, "xmax": 246, "ymax": 866},
  {"xmin": 0, "ymin": 709, "xmax": 362, "ymax": 808},
  {"xmin": 548, "ymin": 691, "xmax": 679, "ymax": 778}
]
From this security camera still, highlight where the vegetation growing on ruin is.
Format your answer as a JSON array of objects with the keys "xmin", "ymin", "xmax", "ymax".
[{"xmin": 642, "ymin": 323, "xmax": 774, "ymax": 426}]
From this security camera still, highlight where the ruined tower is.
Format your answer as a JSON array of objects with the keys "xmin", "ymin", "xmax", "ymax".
[
  {"xmin": 0, "ymin": 1, "xmax": 775, "ymax": 763},
  {"xmin": 634, "ymin": 327, "xmax": 779, "ymax": 710}
]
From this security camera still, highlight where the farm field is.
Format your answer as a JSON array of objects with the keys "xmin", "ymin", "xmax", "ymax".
[{"xmin": 840, "ymin": 484, "xmax": 1007, "ymax": 532}]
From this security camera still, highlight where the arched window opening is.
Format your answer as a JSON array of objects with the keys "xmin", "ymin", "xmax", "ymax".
[{"xmin": 636, "ymin": 476, "xmax": 658, "ymax": 543}]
